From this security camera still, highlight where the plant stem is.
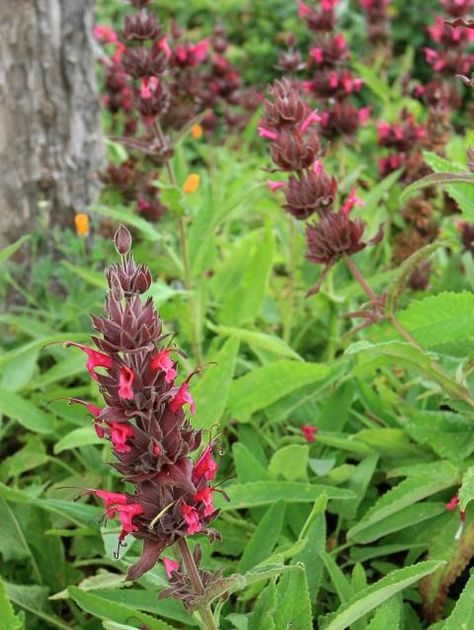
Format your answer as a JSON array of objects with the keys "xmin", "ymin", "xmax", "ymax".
[
  {"xmin": 283, "ymin": 217, "xmax": 297, "ymax": 344},
  {"xmin": 153, "ymin": 121, "xmax": 203, "ymax": 367},
  {"xmin": 178, "ymin": 538, "xmax": 218, "ymax": 630},
  {"xmin": 343, "ymin": 254, "xmax": 378, "ymax": 304}
]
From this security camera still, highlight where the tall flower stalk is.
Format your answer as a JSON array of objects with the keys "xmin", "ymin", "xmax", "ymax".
[{"xmin": 64, "ymin": 225, "xmax": 221, "ymax": 628}]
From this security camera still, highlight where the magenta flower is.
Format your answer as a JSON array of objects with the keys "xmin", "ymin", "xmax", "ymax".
[
  {"xmin": 170, "ymin": 381, "xmax": 196, "ymax": 415},
  {"xmin": 267, "ymin": 180, "xmax": 286, "ymax": 192},
  {"xmin": 150, "ymin": 348, "xmax": 177, "ymax": 383},
  {"xmin": 64, "ymin": 342, "xmax": 112, "ymax": 381},
  {"xmin": 116, "ymin": 503, "xmax": 144, "ymax": 541},
  {"xmin": 342, "ymin": 188, "xmax": 365, "ymax": 215},
  {"xmin": 181, "ymin": 503, "xmax": 202, "ymax": 535},
  {"xmin": 445, "ymin": 495, "xmax": 460, "ymax": 511},
  {"xmin": 109, "ymin": 422, "xmax": 134, "ymax": 453},
  {"xmin": 258, "ymin": 126, "xmax": 278, "ymax": 141},
  {"xmin": 194, "ymin": 487, "xmax": 215, "ymax": 517},
  {"xmin": 118, "ymin": 366, "xmax": 135, "ymax": 400},
  {"xmin": 193, "ymin": 446, "xmax": 218, "ymax": 483},
  {"xmin": 301, "ymin": 425, "xmax": 318, "ymax": 443},
  {"xmin": 162, "ymin": 557, "xmax": 180, "ymax": 578}
]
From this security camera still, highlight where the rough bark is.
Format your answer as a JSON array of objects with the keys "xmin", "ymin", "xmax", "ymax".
[{"xmin": 0, "ymin": 0, "xmax": 103, "ymax": 248}]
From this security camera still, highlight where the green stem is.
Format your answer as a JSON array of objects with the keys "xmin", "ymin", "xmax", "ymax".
[
  {"xmin": 283, "ymin": 218, "xmax": 297, "ymax": 344},
  {"xmin": 153, "ymin": 122, "xmax": 203, "ymax": 367},
  {"xmin": 178, "ymin": 538, "xmax": 218, "ymax": 630}
]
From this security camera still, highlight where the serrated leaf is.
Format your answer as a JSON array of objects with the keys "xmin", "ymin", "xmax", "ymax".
[
  {"xmin": 6, "ymin": 583, "xmax": 67, "ymax": 630},
  {"xmin": 396, "ymin": 292, "xmax": 474, "ymax": 354},
  {"xmin": 275, "ymin": 565, "xmax": 312, "ymax": 630},
  {"xmin": 366, "ymin": 596, "xmax": 402, "ymax": 630},
  {"xmin": 348, "ymin": 462, "xmax": 459, "ymax": 540},
  {"xmin": 192, "ymin": 337, "xmax": 239, "ymax": 429},
  {"xmin": 443, "ymin": 571, "xmax": 474, "ymax": 630},
  {"xmin": 459, "ymin": 467, "xmax": 474, "ymax": 511},
  {"xmin": 404, "ymin": 408, "xmax": 474, "ymax": 462},
  {"xmin": 248, "ymin": 581, "xmax": 277, "ymax": 630},
  {"xmin": 319, "ymin": 561, "xmax": 445, "ymax": 630},
  {"xmin": 0, "ymin": 235, "xmax": 31, "ymax": 264},
  {"xmin": 214, "ymin": 481, "xmax": 354, "ymax": 511},
  {"xmin": 228, "ymin": 360, "xmax": 329, "ymax": 420},
  {"xmin": 0, "ymin": 577, "xmax": 23, "ymax": 630}
]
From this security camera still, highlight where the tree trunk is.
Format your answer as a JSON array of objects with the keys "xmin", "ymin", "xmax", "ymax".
[{"xmin": 0, "ymin": 0, "xmax": 103, "ymax": 248}]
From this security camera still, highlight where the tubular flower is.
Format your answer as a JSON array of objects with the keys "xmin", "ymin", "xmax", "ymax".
[
  {"xmin": 162, "ymin": 557, "xmax": 180, "ymax": 578},
  {"xmin": 301, "ymin": 425, "xmax": 318, "ymax": 443},
  {"xmin": 64, "ymin": 226, "xmax": 222, "ymax": 582}
]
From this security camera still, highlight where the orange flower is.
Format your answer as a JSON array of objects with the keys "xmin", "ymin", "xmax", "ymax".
[
  {"xmin": 182, "ymin": 173, "xmax": 200, "ymax": 194},
  {"xmin": 191, "ymin": 124, "xmax": 203, "ymax": 139},
  {"xmin": 75, "ymin": 213, "xmax": 90, "ymax": 236}
]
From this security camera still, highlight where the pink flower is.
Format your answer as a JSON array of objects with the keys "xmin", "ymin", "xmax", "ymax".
[
  {"xmin": 95, "ymin": 489, "xmax": 129, "ymax": 518},
  {"xmin": 358, "ymin": 107, "xmax": 371, "ymax": 125},
  {"xmin": 446, "ymin": 495, "xmax": 460, "ymax": 511},
  {"xmin": 329, "ymin": 72, "xmax": 339, "ymax": 89},
  {"xmin": 140, "ymin": 77, "xmax": 160, "ymax": 100},
  {"xmin": 116, "ymin": 503, "xmax": 143, "ymax": 541},
  {"xmin": 118, "ymin": 366, "xmax": 135, "ymax": 400},
  {"xmin": 64, "ymin": 343, "xmax": 112, "ymax": 381},
  {"xmin": 150, "ymin": 349, "xmax": 177, "ymax": 383},
  {"xmin": 267, "ymin": 180, "xmax": 286, "ymax": 192},
  {"xmin": 170, "ymin": 381, "xmax": 195, "ymax": 415},
  {"xmin": 93, "ymin": 25, "xmax": 118, "ymax": 44},
  {"xmin": 194, "ymin": 487, "xmax": 215, "ymax": 516},
  {"xmin": 302, "ymin": 80, "xmax": 314, "ymax": 93},
  {"xmin": 301, "ymin": 425, "xmax": 318, "ymax": 443},
  {"xmin": 378, "ymin": 121, "xmax": 391, "ymax": 142},
  {"xmin": 258, "ymin": 126, "xmax": 278, "ymax": 141},
  {"xmin": 300, "ymin": 110, "xmax": 322, "ymax": 133},
  {"xmin": 193, "ymin": 39, "xmax": 209, "ymax": 64},
  {"xmin": 334, "ymin": 34, "xmax": 346, "ymax": 51},
  {"xmin": 312, "ymin": 160, "xmax": 323, "ymax": 175},
  {"xmin": 322, "ymin": 0, "xmax": 339, "ymax": 9},
  {"xmin": 298, "ymin": 0, "xmax": 311, "ymax": 18},
  {"xmin": 162, "ymin": 557, "xmax": 180, "ymax": 578},
  {"xmin": 192, "ymin": 446, "xmax": 218, "ymax": 483},
  {"xmin": 424, "ymin": 48, "xmax": 438, "ymax": 64},
  {"xmin": 112, "ymin": 42, "xmax": 126, "ymax": 63},
  {"xmin": 181, "ymin": 503, "xmax": 201, "ymax": 535},
  {"xmin": 158, "ymin": 37, "xmax": 171, "ymax": 58},
  {"xmin": 342, "ymin": 188, "xmax": 365, "ymax": 215},
  {"xmin": 110, "ymin": 422, "xmax": 134, "ymax": 453},
  {"xmin": 310, "ymin": 47, "xmax": 324, "ymax": 64}
]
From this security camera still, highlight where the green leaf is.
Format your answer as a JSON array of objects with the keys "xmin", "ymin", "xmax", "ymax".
[
  {"xmin": 349, "ymin": 502, "xmax": 445, "ymax": 544},
  {"xmin": 366, "ymin": 596, "xmax": 402, "ymax": 630},
  {"xmin": 62, "ymin": 262, "xmax": 105, "ymax": 288},
  {"xmin": 295, "ymin": 505, "xmax": 326, "ymax": 605},
  {"xmin": 210, "ymin": 324, "xmax": 302, "ymax": 360},
  {"xmin": 320, "ymin": 551, "xmax": 354, "ymax": 603},
  {"xmin": 353, "ymin": 61, "xmax": 390, "ymax": 104},
  {"xmin": 233, "ymin": 443, "xmax": 269, "ymax": 483},
  {"xmin": 0, "ymin": 391, "xmax": 55, "ymax": 434},
  {"xmin": 0, "ymin": 235, "xmax": 30, "ymax": 264},
  {"xmin": 275, "ymin": 565, "xmax": 312, "ymax": 630},
  {"xmin": 248, "ymin": 582, "xmax": 277, "ymax": 630},
  {"xmin": 53, "ymin": 426, "xmax": 103, "ymax": 454},
  {"xmin": 459, "ymin": 467, "xmax": 474, "ymax": 511},
  {"xmin": 395, "ymin": 291, "xmax": 474, "ymax": 354},
  {"xmin": 6, "ymin": 583, "xmax": 68, "ymax": 630},
  {"xmin": 268, "ymin": 445, "xmax": 309, "ymax": 481},
  {"xmin": 192, "ymin": 337, "xmax": 239, "ymax": 429},
  {"xmin": 91, "ymin": 205, "xmax": 162, "ymax": 242},
  {"xmin": 68, "ymin": 586, "xmax": 176, "ymax": 629},
  {"xmin": 215, "ymin": 481, "xmax": 354, "ymax": 511},
  {"xmin": 0, "ymin": 348, "xmax": 39, "ymax": 392},
  {"xmin": 228, "ymin": 360, "xmax": 330, "ymax": 420},
  {"xmin": 404, "ymin": 408, "xmax": 474, "ymax": 462},
  {"xmin": 443, "ymin": 571, "xmax": 474, "ymax": 630},
  {"xmin": 238, "ymin": 501, "xmax": 286, "ymax": 572},
  {"xmin": 319, "ymin": 561, "xmax": 445, "ymax": 630},
  {"xmin": 346, "ymin": 340, "xmax": 473, "ymax": 406},
  {"xmin": 348, "ymin": 462, "xmax": 459, "ymax": 540},
  {"xmin": 215, "ymin": 223, "xmax": 275, "ymax": 326},
  {"xmin": 2, "ymin": 437, "xmax": 48, "ymax": 478},
  {"xmin": 0, "ymin": 577, "xmax": 23, "ymax": 630}
]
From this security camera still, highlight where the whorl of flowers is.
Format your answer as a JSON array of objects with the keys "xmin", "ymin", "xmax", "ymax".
[
  {"xmin": 261, "ymin": 80, "xmax": 382, "ymax": 294},
  {"xmin": 65, "ymin": 226, "xmax": 221, "ymax": 581},
  {"xmin": 377, "ymin": 109, "xmax": 427, "ymax": 180},
  {"xmin": 298, "ymin": 0, "xmax": 369, "ymax": 140},
  {"xmin": 359, "ymin": 0, "xmax": 392, "ymax": 60}
]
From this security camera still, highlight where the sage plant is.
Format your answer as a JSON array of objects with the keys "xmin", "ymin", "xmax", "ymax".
[{"xmin": 64, "ymin": 226, "xmax": 222, "ymax": 626}]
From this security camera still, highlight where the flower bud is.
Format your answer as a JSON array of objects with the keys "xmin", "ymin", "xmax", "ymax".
[{"xmin": 114, "ymin": 225, "xmax": 132, "ymax": 255}]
